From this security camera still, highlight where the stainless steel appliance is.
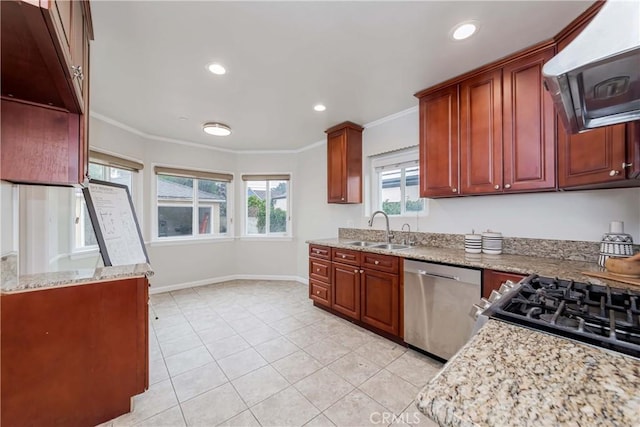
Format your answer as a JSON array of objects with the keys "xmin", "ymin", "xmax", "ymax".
[
  {"xmin": 404, "ymin": 260, "xmax": 481, "ymax": 360},
  {"xmin": 472, "ymin": 275, "xmax": 640, "ymax": 358},
  {"xmin": 542, "ymin": 0, "xmax": 640, "ymax": 133}
]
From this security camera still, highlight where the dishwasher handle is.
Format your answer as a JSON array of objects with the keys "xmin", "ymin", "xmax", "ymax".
[{"xmin": 418, "ymin": 270, "xmax": 460, "ymax": 281}]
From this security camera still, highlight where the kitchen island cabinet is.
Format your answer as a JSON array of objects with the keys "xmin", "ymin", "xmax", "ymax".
[
  {"xmin": 482, "ymin": 269, "xmax": 526, "ymax": 299},
  {"xmin": 1, "ymin": 275, "xmax": 149, "ymax": 427}
]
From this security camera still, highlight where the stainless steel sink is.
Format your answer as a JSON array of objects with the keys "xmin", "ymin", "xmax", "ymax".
[
  {"xmin": 371, "ymin": 243, "xmax": 412, "ymax": 250},
  {"xmin": 346, "ymin": 241, "xmax": 378, "ymax": 247}
]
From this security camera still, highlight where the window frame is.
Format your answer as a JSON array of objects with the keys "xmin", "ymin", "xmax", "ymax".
[
  {"xmin": 370, "ymin": 147, "xmax": 427, "ymax": 218},
  {"xmin": 242, "ymin": 174, "xmax": 292, "ymax": 239},
  {"xmin": 152, "ymin": 165, "xmax": 234, "ymax": 242}
]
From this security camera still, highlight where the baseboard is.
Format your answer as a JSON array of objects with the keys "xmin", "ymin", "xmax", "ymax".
[{"xmin": 149, "ymin": 274, "xmax": 308, "ymax": 294}]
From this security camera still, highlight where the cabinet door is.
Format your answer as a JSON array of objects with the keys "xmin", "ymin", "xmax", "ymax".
[
  {"xmin": 460, "ymin": 69, "xmax": 503, "ymax": 194},
  {"xmin": 69, "ymin": 0, "xmax": 86, "ymax": 112},
  {"xmin": 419, "ymin": 86, "xmax": 459, "ymax": 197},
  {"xmin": 482, "ymin": 270, "xmax": 526, "ymax": 299},
  {"xmin": 360, "ymin": 269, "xmax": 399, "ymax": 336},
  {"xmin": 502, "ymin": 48, "xmax": 556, "ymax": 192},
  {"xmin": 332, "ymin": 263, "xmax": 360, "ymax": 319},
  {"xmin": 309, "ymin": 258, "xmax": 331, "ymax": 284},
  {"xmin": 309, "ymin": 279, "xmax": 331, "ymax": 308},
  {"xmin": 327, "ymin": 130, "xmax": 347, "ymax": 203}
]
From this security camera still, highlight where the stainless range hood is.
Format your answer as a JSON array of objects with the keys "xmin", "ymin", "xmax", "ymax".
[{"xmin": 543, "ymin": 0, "xmax": 640, "ymax": 134}]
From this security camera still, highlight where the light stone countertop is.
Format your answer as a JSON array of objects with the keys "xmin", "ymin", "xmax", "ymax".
[
  {"xmin": 1, "ymin": 263, "xmax": 154, "ymax": 294},
  {"xmin": 416, "ymin": 320, "xmax": 640, "ymax": 427},
  {"xmin": 306, "ymin": 238, "xmax": 640, "ymax": 291}
]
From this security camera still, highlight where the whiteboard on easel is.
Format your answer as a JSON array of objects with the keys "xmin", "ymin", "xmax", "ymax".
[{"xmin": 83, "ymin": 179, "xmax": 149, "ymax": 266}]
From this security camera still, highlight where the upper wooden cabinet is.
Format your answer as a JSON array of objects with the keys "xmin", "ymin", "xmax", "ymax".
[
  {"xmin": 0, "ymin": 0, "xmax": 93, "ymax": 186},
  {"xmin": 326, "ymin": 122, "xmax": 363, "ymax": 204},
  {"xmin": 419, "ymin": 46, "xmax": 556, "ymax": 197},
  {"xmin": 419, "ymin": 86, "xmax": 459, "ymax": 197}
]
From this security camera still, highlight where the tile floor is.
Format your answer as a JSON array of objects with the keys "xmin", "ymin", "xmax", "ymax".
[{"xmin": 102, "ymin": 280, "xmax": 442, "ymax": 427}]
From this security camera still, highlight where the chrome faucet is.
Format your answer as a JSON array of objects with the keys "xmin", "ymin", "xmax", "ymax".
[
  {"xmin": 368, "ymin": 210, "xmax": 393, "ymax": 243},
  {"xmin": 401, "ymin": 223, "xmax": 415, "ymax": 245}
]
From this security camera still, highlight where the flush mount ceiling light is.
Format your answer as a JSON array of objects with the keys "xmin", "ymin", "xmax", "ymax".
[
  {"xmin": 314, "ymin": 104, "xmax": 326, "ymax": 112},
  {"xmin": 202, "ymin": 122, "xmax": 231, "ymax": 136},
  {"xmin": 207, "ymin": 63, "xmax": 226, "ymax": 75},
  {"xmin": 451, "ymin": 21, "xmax": 478, "ymax": 40}
]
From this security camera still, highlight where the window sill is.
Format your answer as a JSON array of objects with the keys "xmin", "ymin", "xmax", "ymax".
[
  {"xmin": 70, "ymin": 248, "xmax": 100, "ymax": 260},
  {"xmin": 238, "ymin": 236, "xmax": 294, "ymax": 242},
  {"xmin": 150, "ymin": 236, "xmax": 234, "ymax": 247}
]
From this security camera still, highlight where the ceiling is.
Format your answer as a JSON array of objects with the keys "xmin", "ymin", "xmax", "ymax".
[{"xmin": 90, "ymin": 1, "xmax": 593, "ymax": 152}]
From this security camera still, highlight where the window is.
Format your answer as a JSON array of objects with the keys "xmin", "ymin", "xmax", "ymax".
[
  {"xmin": 371, "ymin": 148, "xmax": 425, "ymax": 216},
  {"xmin": 243, "ymin": 174, "xmax": 290, "ymax": 236},
  {"xmin": 155, "ymin": 166, "xmax": 232, "ymax": 239},
  {"xmin": 74, "ymin": 152, "xmax": 143, "ymax": 251}
]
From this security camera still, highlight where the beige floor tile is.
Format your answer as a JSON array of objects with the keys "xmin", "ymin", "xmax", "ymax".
[
  {"xmin": 189, "ymin": 316, "xmax": 228, "ymax": 332},
  {"xmin": 304, "ymin": 414, "xmax": 336, "ymax": 427},
  {"xmin": 254, "ymin": 308, "xmax": 290, "ymax": 324},
  {"xmin": 354, "ymin": 337, "xmax": 406, "ymax": 367},
  {"xmin": 286, "ymin": 325, "xmax": 327, "ymax": 348},
  {"xmin": 304, "ymin": 338, "xmax": 351, "ymax": 365},
  {"xmin": 181, "ymin": 383, "xmax": 247, "ymax": 427},
  {"xmin": 323, "ymin": 389, "xmax": 389, "ymax": 427},
  {"xmin": 293, "ymin": 310, "xmax": 330, "ymax": 326},
  {"xmin": 149, "ymin": 356, "xmax": 169, "ymax": 385},
  {"xmin": 238, "ymin": 324, "xmax": 281, "ymax": 346},
  {"xmin": 226, "ymin": 315, "xmax": 267, "ymax": 333},
  {"xmin": 231, "ymin": 365, "xmax": 290, "ymax": 406},
  {"xmin": 385, "ymin": 351, "xmax": 443, "ymax": 388},
  {"xmin": 153, "ymin": 305, "xmax": 182, "ymax": 318},
  {"xmin": 217, "ymin": 348, "xmax": 268, "ymax": 379},
  {"xmin": 294, "ymin": 367, "xmax": 354, "ymax": 411},
  {"xmin": 269, "ymin": 316, "xmax": 307, "ymax": 334},
  {"xmin": 155, "ymin": 323, "xmax": 196, "ymax": 344},
  {"xmin": 164, "ymin": 346, "xmax": 214, "ymax": 377},
  {"xmin": 135, "ymin": 405, "xmax": 186, "ymax": 427},
  {"xmin": 112, "ymin": 379, "xmax": 178, "ymax": 426},
  {"xmin": 205, "ymin": 334, "xmax": 252, "ymax": 360},
  {"xmin": 390, "ymin": 402, "xmax": 440, "ymax": 426},
  {"xmin": 196, "ymin": 323, "xmax": 237, "ymax": 343},
  {"xmin": 254, "ymin": 336, "xmax": 300, "ymax": 362},
  {"xmin": 272, "ymin": 350, "xmax": 324, "ymax": 383},
  {"xmin": 359, "ymin": 369, "xmax": 419, "ymax": 415},
  {"xmin": 172, "ymin": 362, "xmax": 228, "ymax": 402},
  {"xmin": 217, "ymin": 409, "xmax": 260, "ymax": 427},
  {"xmin": 152, "ymin": 313, "xmax": 188, "ymax": 330},
  {"xmin": 328, "ymin": 352, "xmax": 382, "ymax": 386},
  {"xmin": 159, "ymin": 333, "xmax": 203, "ymax": 358},
  {"xmin": 250, "ymin": 386, "xmax": 319, "ymax": 427}
]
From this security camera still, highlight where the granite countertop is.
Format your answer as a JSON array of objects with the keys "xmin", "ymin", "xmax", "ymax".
[
  {"xmin": 416, "ymin": 320, "xmax": 640, "ymax": 427},
  {"xmin": 1, "ymin": 263, "xmax": 154, "ymax": 294},
  {"xmin": 306, "ymin": 238, "xmax": 639, "ymax": 290}
]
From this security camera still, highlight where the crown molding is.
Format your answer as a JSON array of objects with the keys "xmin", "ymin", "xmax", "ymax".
[{"xmin": 363, "ymin": 105, "xmax": 418, "ymax": 130}]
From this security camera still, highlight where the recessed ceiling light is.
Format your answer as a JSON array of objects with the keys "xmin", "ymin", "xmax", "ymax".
[
  {"xmin": 452, "ymin": 22, "xmax": 478, "ymax": 41},
  {"xmin": 203, "ymin": 122, "xmax": 231, "ymax": 136},
  {"xmin": 207, "ymin": 63, "xmax": 226, "ymax": 75},
  {"xmin": 314, "ymin": 104, "xmax": 326, "ymax": 112}
]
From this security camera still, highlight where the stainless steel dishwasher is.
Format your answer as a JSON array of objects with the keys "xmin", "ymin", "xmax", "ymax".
[{"xmin": 404, "ymin": 260, "xmax": 481, "ymax": 361}]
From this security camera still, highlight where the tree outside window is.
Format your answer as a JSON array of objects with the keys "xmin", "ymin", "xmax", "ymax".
[{"xmin": 246, "ymin": 179, "xmax": 290, "ymax": 236}]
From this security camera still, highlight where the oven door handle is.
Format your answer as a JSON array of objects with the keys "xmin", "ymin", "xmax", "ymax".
[{"xmin": 418, "ymin": 270, "xmax": 460, "ymax": 281}]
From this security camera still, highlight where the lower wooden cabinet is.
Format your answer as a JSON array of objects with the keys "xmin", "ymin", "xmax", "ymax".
[
  {"xmin": 309, "ymin": 279, "xmax": 331, "ymax": 308},
  {"xmin": 332, "ymin": 262, "xmax": 361, "ymax": 319},
  {"xmin": 361, "ymin": 268, "xmax": 399, "ymax": 335},
  {"xmin": 1, "ymin": 277, "xmax": 149, "ymax": 427},
  {"xmin": 483, "ymin": 269, "xmax": 526, "ymax": 299}
]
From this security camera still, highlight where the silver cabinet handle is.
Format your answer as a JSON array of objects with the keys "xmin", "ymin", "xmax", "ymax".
[
  {"xmin": 360, "ymin": 270, "xmax": 364, "ymax": 274},
  {"xmin": 374, "ymin": 260, "xmax": 379, "ymax": 265},
  {"xmin": 342, "ymin": 255, "xmax": 346, "ymax": 259},
  {"xmin": 504, "ymin": 184, "xmax": 511, "ymax": 189},
  {"xmin": 452, "ymin": 188, "xmax": 457, "ymax": 193},
  {"xmin": 494, "ymin": 185, "xmax": 500, "ymax": 190},
  {"xmin": 609, "ymin": 170, "xmax": 620, "ymax": 176},
  {"xmin": 418, "ymin": 270, "xmax": 460, "ymax": 281},
  {"xmin": 354, "ymin": 269, "xmax": 359, "ymax": 273},
  {"xmin": 622, "ymin": 162, "xmax": 633, "ymax": 168}
]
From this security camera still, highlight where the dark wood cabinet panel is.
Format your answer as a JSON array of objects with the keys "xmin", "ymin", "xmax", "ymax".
[
  {"xmin": 482, "ymin": 270, "xmax": 526, "ymax": 299},
  {"xmin": 361, "ymin": 251, "xmax": 399, "ymax": 274},
  {"xmin": 326, "ymin": 122, "xmax": 363, "ymax": 204},
  {"xmin": 309, "ymin": 258, "xmax": 331, "ymax": 284},
  {"xmin": 502, "ymin": 47, "xmax": 556, "ymax": 192},
  {"xmin": 332, "ymin": 247, "xmax": 361, "ymax": 266},
  {"xmin": 309, "ymin": 244, "xmax": 331, "ymax": 260},
  {"xmin": 419, "ymin": 86, "xmax": 460, "ymax": 197},
  {"xmin": 558, "ymin": 124, "xmax": 627, "ymax": 187},
  {"xmin": 361, "ymin": 269, "xmax": 399, "ymax": 335},
  {"xmin": 332, "ymin": 263, "xmax": 361, "ymax": 319},
  {"xmin": 460, "ymin": 69, "xmax": 503, "ymax": 195},
  {"xmin": 310, "ymin": 279, "xmax": 331, "ymax": 308},
  {"xmin": 1, "ymin": 277, "xmax": 148, "ymax": 427}
]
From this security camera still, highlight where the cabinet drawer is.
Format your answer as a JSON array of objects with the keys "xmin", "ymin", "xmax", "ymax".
[
  {"xmin": 309, "ymin": 258, "xmax": 331, "ymax": 284},
  {"xmin": 332, "ymin": 248, "xmax": 361, "ymax": 266},
  {"xmin": 309, "ymin": 279, "xmax": 331, "ymax": 308},
  {"xmin": 361, "ymin": 252, "xmax": 399, "ymax": 274},
  {"xmin": 309, "ymin": 245, "xmax": 330, "ymax": 260}
]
